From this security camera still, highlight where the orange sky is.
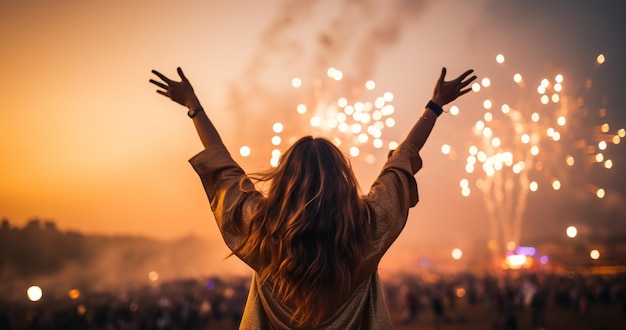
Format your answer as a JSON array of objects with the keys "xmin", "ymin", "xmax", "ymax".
[{"xmin": 2, "ymin": 0, "xmax": 625, "ymax": 268}]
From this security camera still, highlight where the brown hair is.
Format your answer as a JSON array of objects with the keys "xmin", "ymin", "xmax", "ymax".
[{"xmin": 235, "ymin": 136, "xmax": 371, "ymax": 327}]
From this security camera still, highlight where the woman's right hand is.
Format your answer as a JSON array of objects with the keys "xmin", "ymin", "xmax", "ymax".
[
  {"xmin": 150, "ymin": 67, "xmax": 201, "ymax": 109},
  {"xmin": 431, "ymin": 67, "xmax": 476, "ymax": 107}
]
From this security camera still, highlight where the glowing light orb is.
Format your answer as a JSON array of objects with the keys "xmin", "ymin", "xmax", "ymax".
[
  {"xmin": 471, "ymin": 83, "xmax": 481, "ymax": 92},
  {"xmin": 481, "ymin": 77, "xmax": 491, "ymax": 87},
  {"xmin": 240, "ymin": 146, "xmax": 251, "ymax": 157},
  {"xmin": 271, "ymin": 136, "xmax": 282, "ymax": 146},
  {"xmin": 310, "ymin": 116, "xmax": 321, "ymax": 127},
  {"xmin": 537, "ymin": 85, "xmax": 546, "ymax": 94},
  {"xmin": 148, "ymin": 271, "xmax": 159, "ymax": 282},
  {"xmin": 365, "ymin": 80, "xmax": 375, "ymax": 90},
  {"xmin": 596, "ymin": 54, "xmax": 605, "ymax": 64},
  {"xmin": 530, "ymin": 146, "xmax": 539, "ymax": 155},
  {"xmin": 504, "ymin": 254, "xmax": 527, "ymax": 269},
  {"xmin": 383, "ymin": 92, "xmax": 394, "ymax": 102},
  {"xmin": 496, "ymin": 54, "xmax": 505, "ymax": 63},
  {"xmin": 590, "ymin": 249, "xmax": 600, "ymax": 260},
  {"xmin": 451, "ymin": 248, "xmax": 463, "ymax": 260},
  {"xmin": 566, "ymin": 226, "xmax": 577, "ymax": 238},
  {"xmin": 555, "ymin": 74, "xmax": 564, "ymax": 83},
  {"xmin": 441, "ymin": 144, "xmax": 451, "ymax": 155},
  {"xmin": 602, "ymin": 123, "xmax": 610, "ymax": 133},
  {"xmin": 456, "ymin": 287, "xmax": 466, "ymax": 298},
  {"xmin": 69, "ymin": 289, "xmax": 80, "ymax": 299},
  {"xmin": 327, "ymin": 67, "xmax": 343, "ymax": 80},
  {"xmin": 596, "ymin": 188, "xmax": 605, "ymax": 198},
  {"xmin": 531, "ymin": 112, "xmax": 540, "ymax": 122},
  {"xmin": 272, "ymin": 122, "xmax": 284, "ymax": 133},
  {"xmin": 27, "ymin": 286, "xmax": 43, "ymax": 302},
  {"xmin": 291, "ymin": 77, "xmax": 302, "ymax": 88},
  {"xmin": 270, "ymin": 156, "xmax": 279, "ymax": 167},
  {"xmin": 506, "ymin": 241, "xmax": 516, "ymax": 251}
]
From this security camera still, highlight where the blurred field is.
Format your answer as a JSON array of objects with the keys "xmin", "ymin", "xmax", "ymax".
[{"xmin": 390, "ymin": 296, "xmax": 626, "ymax": 330}]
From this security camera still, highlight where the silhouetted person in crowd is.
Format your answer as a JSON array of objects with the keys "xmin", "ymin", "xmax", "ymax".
[
  {"xmin": 401, "ymin": 285, "xmax": 419, "ymax": 324},
  {"xmin": 530, "ymin": 284, "xmax": 547, "ymax": 330},
  {"xmin": 150, "ymin": 66, "xmax": 475, "ymax": 329},
  {"xmin": 430, "ymin": 284, "xmax": 445, "ymax": 330}
]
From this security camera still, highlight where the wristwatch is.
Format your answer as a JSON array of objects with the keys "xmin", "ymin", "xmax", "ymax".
[{"xmin": 187, "ymin": 106, "xmax": 203, "ymax": 118}]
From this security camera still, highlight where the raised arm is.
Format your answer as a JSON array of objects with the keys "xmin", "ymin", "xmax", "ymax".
[
  {"xmin": 404, "ymin": 67, "xmax": 476, "ymax": 151},
  {"xmin": 150, "ymin": 67, "xmax": 223, "ymax": 149},
  {"xmin": 397, "ymin": 67, "xmax": 476, "ymax": 174}
]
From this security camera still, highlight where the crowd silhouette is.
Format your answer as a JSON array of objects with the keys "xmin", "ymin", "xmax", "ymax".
[{"xmin": 2, "ymin": 270, "xmax": 626, "ymax": 329}]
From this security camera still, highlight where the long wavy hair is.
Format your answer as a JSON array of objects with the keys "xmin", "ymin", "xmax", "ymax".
[{"xmin": 234, "ymin": 136, "xmax": 371, "ymax": 327}]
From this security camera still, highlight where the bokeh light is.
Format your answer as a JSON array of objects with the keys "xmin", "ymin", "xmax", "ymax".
[
  {"xmin": 148, "ymin": 271, "xmax": 159, "ymax": 282},
  {"xmin": 246, "ymin": 67, "xmax": 400, "ymax": 165},
  {"xmin": 566, "ymin": 225, "xmax": 578, "ymax": 238},
  {"xmin": 240, "ymin": 146, "xmax": 251, "ymax": 157},
  {"xmin": 441, "ymin": 53, "xmax": 624, "ymax": 256},
  {"xmin": 27, "ymin": 286, "xmax": 42, "ymax": 302},
  {"xmin": 68, "ymin": 289, "xmax": 80, "ymax": 299}
]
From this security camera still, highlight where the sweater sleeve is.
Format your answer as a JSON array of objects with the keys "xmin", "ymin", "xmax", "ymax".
[
  {"xmin": 362, "ymin": 141, "xmax": 421, "ymax": 266},
  {"xmin": 189, "ymin": 145, "xmax": 264, "ymax": 270}
]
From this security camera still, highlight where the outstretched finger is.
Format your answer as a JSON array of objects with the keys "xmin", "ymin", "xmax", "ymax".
[
  {"xmin": 156, "ymin": 90, "xmax": 169, "ymax": 97},
  {"xmin": 151, "ymin": 70, "xmax": 172, "ymax": 84},
  {"xmin": 177, "ymin": 67, "xmax": 188, "ymax": 82},
  {"xmin": 458, "ymin": 87, "xmax": 473, "ymax": 96},
  {"xmin": 458, "ymin": 75, "xmax": 477, "ymax": 89},
  {"xmin": 437, "ymin": 67, "xmax": 447, "ymax": 85},
  {"xmin": 149, "ymin": 79, "xmax": 168, "ymax": 90},
  {"xmin": 455, "ymin": 69, "xmax": 475, "ymax": 83}
]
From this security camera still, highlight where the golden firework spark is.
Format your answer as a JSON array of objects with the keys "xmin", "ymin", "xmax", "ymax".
[
  {"xmin": 241, "ymin": 67, "xmax": 399, "ymax": 166},
  {"xmin": 442, "ymin": 53, "xmax": 623, "ymax": 255}
]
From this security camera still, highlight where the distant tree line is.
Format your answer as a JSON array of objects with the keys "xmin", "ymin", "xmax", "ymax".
[
  {"xmin": 0, "ymin": 218, "xmax": 90, "ymax": 278},
  {"xmin": 0, "ymin": 218, "xmax": 224, "ymax": 300}
]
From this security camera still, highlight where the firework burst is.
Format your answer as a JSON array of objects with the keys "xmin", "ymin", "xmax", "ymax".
[
  {"xmin": 239, "ymin": 67, "xmax": 399, "ymax": 167},
  {"xmin": 442, "ymin": 54, "xmax": 624, "ymax": 255}
]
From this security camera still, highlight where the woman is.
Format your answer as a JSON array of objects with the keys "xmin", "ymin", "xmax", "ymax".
[{"xmin": 150, "ymin": 66, "xmax": 475, "ymax": 329}]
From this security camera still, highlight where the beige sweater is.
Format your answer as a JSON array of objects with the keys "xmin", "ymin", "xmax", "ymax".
[{"xmin": 190, "ymin": 141, "xmax": 421, "ymax": 329}]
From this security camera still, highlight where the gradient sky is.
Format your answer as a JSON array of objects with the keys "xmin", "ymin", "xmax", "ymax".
[{"xmin": 2, "ymin": 0, "xmax": 625, "ymax": 271}]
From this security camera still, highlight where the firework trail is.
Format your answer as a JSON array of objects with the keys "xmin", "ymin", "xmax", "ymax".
[{"xmin": 442, "ymin": 53, "xmax": 624, "ymax": 256}]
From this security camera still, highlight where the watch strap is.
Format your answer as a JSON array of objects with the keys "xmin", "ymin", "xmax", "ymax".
[{"xmin": 188, "ymin": 106, "xmax": 203, "ymax": 118}]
